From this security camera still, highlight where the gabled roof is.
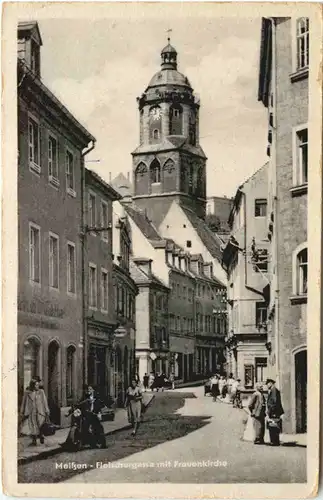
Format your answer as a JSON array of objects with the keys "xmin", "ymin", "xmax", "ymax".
[
  {"xmin": 86, "ymin": 169, "xmax": 121, "ymax": 201},
  {"xmin": 130, "ymin": 260, "xmax": 168, "ymax": 288},
  {"xmin": 123, "ymin": 204, "xmax": 162, "ymax": 241},
  {"xmin": 180, "ymin": 205, "xmax": 223, "ymax": 262},
  {"xmin": 18, "ymin": 21, "xmax": 43, "ymax": 46}
]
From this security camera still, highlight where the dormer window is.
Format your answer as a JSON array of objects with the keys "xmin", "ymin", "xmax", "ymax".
[{"xmin": 153, "ymin": 129, "xmax": 160, "ymax": 140}]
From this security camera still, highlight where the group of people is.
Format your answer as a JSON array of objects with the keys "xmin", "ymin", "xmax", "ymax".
[
  {"xmin": 248, "ymin": 378, "xmax": 284, "ymax": 446},
  {"xmin": 141, "ymin": 371, "xmax": 175, "ymax": 392},
  {"xmin": 207, "ymin": 373, "xmax": 242, "ymax": 405}
]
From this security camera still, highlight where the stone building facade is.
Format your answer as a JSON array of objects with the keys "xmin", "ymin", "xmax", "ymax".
[
  {"xmin": 112, "ymin": 207, "xmax": 138, "ymax": 405},
  {"xmin": 222, "ymin": 164, "xmax": 269, "ymax": 388},
  {"xmin": 258, "ymin": 17, "xmax": 308, "ymax": 433},
  {"xmin": 17, "ymin": 22, "xmax": 95, "ymax": 424},
  {"xmin": 130, "ymin": 258, "xmax": 170, "ymax": 378},
  {"xmin": 84, "ymin": 170, "xmax": 121, "ymax": 404}
]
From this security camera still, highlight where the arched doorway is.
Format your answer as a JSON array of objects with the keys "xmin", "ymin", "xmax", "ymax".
[
  {"xmin": 48, "ymin": 340, "xmax": 61, "ymax": 425},
  {"xmin": 295, "ymin": 348, "xmax": 307, "ymax": 433},
  {"xmin": 23, "ymin": 337, "xmax": 41, "ymax": 391}
]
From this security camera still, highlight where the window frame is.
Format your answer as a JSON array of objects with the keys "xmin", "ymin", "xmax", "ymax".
[
  {"xmin": 88, "ymin": 263, "xmax": 98, "ymax": 310},
  {"xmin": 255, "ymin": 301, "xmax": 267, "ymax": 328},
  {"xmin": 29, "ymin": 222, "xmax": 41, "ymax": 285},
  {"xmin": 101, "ymin": 200, "xmax": 109, "ymax": 242},
  {"xmin": 28, "ymin": 113, "xmax": 41, "ymax": 174},
  {"xmin": 100, "ymin": 267, "xmax": 109, "ymax": 313},
  {"xmin": 291, "ymin": 18, "xmax": 309, "ymax": 79},
  {"xmin": 65, "ymin": 148, "xmax": 76, "ymax": 197},
  {"xmin": 88, "ymin": 190, "xmax": 97, "ymax": 233},
  {"xmin": 67, "ymin": 241, "xmax": 76, "ymax": 296},
  {"xmin": 48, "ymin": 231, "xmax": 59, "ymax": 290},
  {"xmin": 292, "ymin": 124, "xmax": 308, "ymax": 189},
  {"xmin": 254, "ymin": 199, "xmax": 267, "ymax": 218},
  {"xmin": 48, "ymin": 132, "xmax": 59, "ymax": 187},
  {"xmin": 295, "ymin": 18, "xmax": 309, "ymax": 71}
]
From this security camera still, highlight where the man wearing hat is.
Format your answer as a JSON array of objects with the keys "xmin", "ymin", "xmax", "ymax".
[{"xmin": 266, "ymin": 378, "xmax": 284, "ymax": 446}]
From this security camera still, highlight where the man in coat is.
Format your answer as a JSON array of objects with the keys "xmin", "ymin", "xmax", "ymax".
[
  {"xmin": 266, "ymin": 378, "xmax": 284, "ymax": 446},
  {"xmin": 248, "ymin": 382, "xmax": 266, "ymax": 444}
]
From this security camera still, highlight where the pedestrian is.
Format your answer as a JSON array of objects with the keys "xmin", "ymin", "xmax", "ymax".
[
  {"xmin": 125, "ymin": 378, "xmax": 143, "ymax": 436},
  {"xmin": 210, "ymin": 374, "xmax": 219, "ymax": 401},
  {"xmin": 248, "ymin": 382, "xmax": 266, "ymax": 444},
  {"xmin": 232, "ymin": 378, "xmax": 242, "ymax": 408},
  {"xmin": 227, "ymin": 373, "xmax": 235, "ymax": 401},
  {"xmin": 266, "ymin": 378, "xmax": 284, "ymax": 446},
  {"xmin": 20, "ymin": 378, "xmax": 50, "ymax": 446},
  {"xmin": 160, "ymin": 372, "xmax": 167, "ymax": 392},
  {"xmin": 135, "ymin": 373, "xmax": 140, "ymax": 385},
  {"xmin": 218, "ymin": 375, "xmax": 226, "ymax": 399},
  {"xmin": 143, "ymin": 373, "xmax": 149, "ymax": 392},
  {"xmin": 148, "ymin": 372, "xmax": 155, "ymax": 391},
  {"xmin": 169, "ymin": 372, "xmax": 175, "ymax": 390}
]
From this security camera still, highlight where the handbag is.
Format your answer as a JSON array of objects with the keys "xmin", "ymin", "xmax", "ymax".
[
  {"xmin": 266, "ymin": 417, "xmax": 282, "ymax": 431},
  {"xmin": 41, "ymin": 415, "xmax": 56, "ymax": 436}
]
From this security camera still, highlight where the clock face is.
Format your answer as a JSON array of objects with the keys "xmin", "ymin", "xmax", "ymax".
[{"xmin": 150, "ymin": 107, "xmax": 162, "ymax": 120}]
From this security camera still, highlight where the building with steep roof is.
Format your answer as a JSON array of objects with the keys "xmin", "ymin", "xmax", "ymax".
[
  {"xmin": 17, "ymin": 21, "xmax": 95, "ymax": 425},
  {"xmin": 113, "ymin": 200, "xmax": 227, "ymax": 382}
]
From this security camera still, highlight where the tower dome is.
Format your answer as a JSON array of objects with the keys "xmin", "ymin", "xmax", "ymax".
[{"xmin": 146, "ymin": 38, "xmax": 192, "ymax": 90}]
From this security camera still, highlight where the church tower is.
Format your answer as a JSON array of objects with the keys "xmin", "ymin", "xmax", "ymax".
[{"xmin": 132, "ymin": 39, "xmax": 207, "ymax": 226}]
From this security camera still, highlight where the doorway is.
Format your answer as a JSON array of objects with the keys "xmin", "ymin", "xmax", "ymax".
[
  {"xmin": 48, "ymin": 340, "xmax": 60, "ymax": 425},
  {"xmin": 295, "ymin": 349, "xmax": 307, "ymax": 433}
]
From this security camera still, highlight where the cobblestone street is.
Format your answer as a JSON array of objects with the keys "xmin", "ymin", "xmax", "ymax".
[{"xmin": 18, "ymin": 387, "xmax": 306, "ymax": 484}]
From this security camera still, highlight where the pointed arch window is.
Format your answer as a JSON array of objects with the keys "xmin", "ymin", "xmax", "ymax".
[
  {"xmin": 136, "ymin": 162, "xmax": 148, "ymax": 176},
  {"xmin": 163, "ymin": 158, "xmax": 175, "ymax": 174},
  {"xmin": 151, "ymin": 159, "xmax": 161, "ymax": 184}
]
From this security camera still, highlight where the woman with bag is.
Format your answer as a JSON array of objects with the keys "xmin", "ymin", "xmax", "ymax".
[
  {"xmin": 20, "ymin": 379, "xmax": 50, "ymax": 446},
  {"xmin": 124, "ymin": 378, "xmax": 143, "ymax": 436}
]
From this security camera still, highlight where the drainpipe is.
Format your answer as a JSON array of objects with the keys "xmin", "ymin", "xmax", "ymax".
[{"xmin": 81, "ymin": 140, "xmax": 96, "ymax": 390}]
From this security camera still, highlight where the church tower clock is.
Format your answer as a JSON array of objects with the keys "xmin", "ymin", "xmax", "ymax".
[{"xmin": 132, "ymin": 39, "xmax": 207, "ymax": 225}]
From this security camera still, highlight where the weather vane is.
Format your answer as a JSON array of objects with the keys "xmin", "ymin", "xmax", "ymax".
[{"xmin": 166, "ymin": 28, "xmax": 172, "ymax": 43}]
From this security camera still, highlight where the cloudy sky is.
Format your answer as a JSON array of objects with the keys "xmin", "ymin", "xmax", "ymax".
[{"xmin": 39, "ymin": 16, "xmax": 268, "ymax": 198}]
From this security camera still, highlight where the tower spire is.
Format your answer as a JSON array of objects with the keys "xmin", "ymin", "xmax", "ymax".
[{"xmin": 161, "ymin": 30, "xmax": 177, "ymax": 70}]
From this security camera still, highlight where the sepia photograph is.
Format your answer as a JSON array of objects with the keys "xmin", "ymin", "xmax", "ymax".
[{"xmin": 1, "ymin": 2, "xmax": 321, "ymax": 498}]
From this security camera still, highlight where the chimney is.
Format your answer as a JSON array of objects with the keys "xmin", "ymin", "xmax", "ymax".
[{"xmin": 133, "ymin": 257, "xmax": 152, "ymax": 277}]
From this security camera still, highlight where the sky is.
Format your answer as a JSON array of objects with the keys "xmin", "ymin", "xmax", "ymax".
[{"xmin": 39, "ymin": 16, "xmax": 268, "ymax": 198}]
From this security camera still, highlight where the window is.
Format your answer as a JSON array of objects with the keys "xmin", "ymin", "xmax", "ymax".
[
  {"xmin": 297, "ymin": 248, "xmax": 308, "ymax": 295},
  {"xmin": 244, "ymin": 364, "xmax": 254, "ymax": 389},
  {"xmin": 254, "ymin": 249, "xmax": 268, "ymax": 273},
  {"xmin": 28, "ymin": 116, "xmax": 40, "ymax": 172},
  {"xmin": 186, "ymin": 240, "xmax": 192, "ymax": 248},
  {"xmin": 296, "ymin": 18, "xmax": 309, "ymax": 70},
  {"xmin": 153, "ymin": 129, "xmax": 160, "ymax": 140},
  {"xmin": 88, "ymin": 192, "xmax": 96, "ymax": 228},
  {"xmin": 66, "ymin": 150, "xmax": 75, "ymax": 195},
  {"xmin": 48, "ymin": 135, "xmax": 59, "ymax": 184},
  {"xmin": 89, "ymin": 264, "xmax": 97, "ymax": 308},
  {"xmin": 29, "ymin": 223, "xmax": 40, "ymax": 283},
  {"xmin": 101, "ymin": 268, "xmax": 108, "ymax": 312},
  {"xmin": 255, "ymin": 357, "xmax": 268, "ymax": 383},
  {"xmin": 31, "ymin": 40, "xmax": 40, "ymax": 75},
  {"xmin": 255, "ymin": 302, "xmax": 267, "ymax": 328},
  {"xmin": 49, "ymin": 233, "xmax": 59, "ymax": 289},
  {"xmin": 173, "ymin": 109, "xmax": 180, "ymax": 118},
  {"xmin": 67, "ymin": 243, "xmax": 76, "ymax": 294},
  {"xmin": 66, "ymin": 346, "xmax": 76, "ymax": 400},
  {"xmin": 151, "ymin": 159, "xmax": 161, "ymax": 183},
  {"xmin": 255, "ymin": 199, "xmax": 267, "ymax": 217},
  {"xmin": 293, "ymin": 127, "xmax": 308, "ymax": 186},
  {"xmin": 101, "ymin": 201, "xmax": 109, "ymax": 242}
]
